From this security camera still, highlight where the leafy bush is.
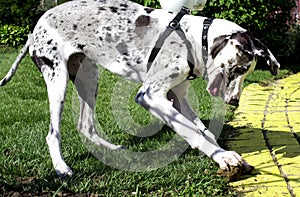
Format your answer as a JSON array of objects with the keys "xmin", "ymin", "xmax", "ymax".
[
  {"xmin": 132, "ymin": 0, "xmax": 161, "ymax": 8},
  {"xmin": 0, "ymin": 25, "xmax": 30, "ymax": 48},
  {"xmin": 0, "ymin": 0, "xmax": 42, "ymax": 28},
  {"xmin": 38, "ymin": 0, "xmax": 70, "ymax": 12},
  {"xmin": 280, "ymin": 25, "xmax": 300, "ymax": 65}
]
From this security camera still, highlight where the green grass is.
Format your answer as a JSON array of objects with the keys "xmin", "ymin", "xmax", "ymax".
[{"xmin": 0, "ymin": 49, "xmax": 291, "ymax": 196}]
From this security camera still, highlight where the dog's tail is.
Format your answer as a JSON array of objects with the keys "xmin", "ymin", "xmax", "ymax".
[{"xmin": 0, "ymin": 34, "xmax": 33, "ymax": 87}]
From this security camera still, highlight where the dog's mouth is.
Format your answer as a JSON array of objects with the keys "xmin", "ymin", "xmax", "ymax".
[{"xmin": 207, "ymin": 73, "xmax": 224, "ymax": 97}]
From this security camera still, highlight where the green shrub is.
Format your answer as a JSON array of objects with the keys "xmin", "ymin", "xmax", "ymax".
[
  {"xmin": 0, "ymin": 25, "xmax": 30, "ymax": 48},
  {"xmin": 0, "ymin": 0, "xmax": 42, "ymax": 28},
  {"xmin": 132, "ymin": 0, "xmax": 161, "ymax": 8},
  {"xmin": 280, "ymin": 25, "xmax": 300, "ymax": 65}
]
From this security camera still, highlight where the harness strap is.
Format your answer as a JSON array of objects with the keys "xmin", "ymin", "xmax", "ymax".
[
  {"xmin": 147, "ymin": 7, "xmax": 197, "ymax": 80},
  {"xmin": 175, "ymin": 27, "xmax": 197, "ymax": 80},
  {"xmin": 202, "ymin": 18, "xmax": 214, "ymax": 79}
]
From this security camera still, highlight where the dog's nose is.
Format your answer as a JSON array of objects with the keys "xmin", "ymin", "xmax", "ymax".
[{"xmin": 228, "ymin": 98, "xmax": 239, "ymax": 107}]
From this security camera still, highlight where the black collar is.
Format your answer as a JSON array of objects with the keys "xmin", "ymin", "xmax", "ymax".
[{"xmin": 146, "ymin": 7, "xmax": 197, "ymax": 80}]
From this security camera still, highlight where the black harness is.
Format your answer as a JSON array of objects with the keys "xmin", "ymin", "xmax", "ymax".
[
  {"xmin": 146, "ymin": 7, "xmax": 214, "ymax": 80},
  {"xmin": 201, "ymin": 17, "xmax": 214, "ymax": 80},
  {"xmin": 202, "ymin": 18, "xmax": 214, "ymax": 65}
]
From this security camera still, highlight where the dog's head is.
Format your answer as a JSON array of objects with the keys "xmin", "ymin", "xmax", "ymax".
[{"xmin": 206, "ymin": 31, "xmax": 280, "ymax": 106}]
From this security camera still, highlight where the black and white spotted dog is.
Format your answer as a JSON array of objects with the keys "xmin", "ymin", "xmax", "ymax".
[{"xmin": 0, "ymin": 0, "xmax": 279, "ymax": 177}]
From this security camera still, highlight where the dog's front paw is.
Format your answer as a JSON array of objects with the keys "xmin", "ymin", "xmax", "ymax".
[
  {"xmin": 55, "ymin": 163, "xmax": 73, "ymax": 178},
  {"xmin": 213, "ymin": 151, "xmax": 254, "ymax": 181}
]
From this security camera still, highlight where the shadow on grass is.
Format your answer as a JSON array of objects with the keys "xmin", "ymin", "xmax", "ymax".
[{"xmin": 220, "ymin": 123, "xmax": 300, "ymax": 181}]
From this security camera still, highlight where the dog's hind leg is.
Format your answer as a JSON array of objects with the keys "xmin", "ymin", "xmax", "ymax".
[
  {"xmin": 41, "ymin": 61, "xmax": 73, "ymax": 177},
  {"xmin": 70, "ymin": 56, "xmax": 121, "ymax": 150}
]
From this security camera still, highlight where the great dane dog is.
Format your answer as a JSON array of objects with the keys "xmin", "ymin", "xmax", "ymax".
[{"xmin": 0, "ymin": 0, "xmax": 280, "ymax": 177}]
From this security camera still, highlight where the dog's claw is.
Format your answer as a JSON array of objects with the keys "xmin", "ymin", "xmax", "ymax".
[
  {"xmin": 119, "ymin": 145, "xmax": 127, "ymax": 150},
  {"xmin": 115, "ymin": 145, "xmax": 127, "ymax": 150},
  {"xmin": 54, "ymin": 163, "xmax": 73, "ymax": 178},
  {"xmin": 56, "ymin": 170, "xmax": 73, "ymax": 178}
]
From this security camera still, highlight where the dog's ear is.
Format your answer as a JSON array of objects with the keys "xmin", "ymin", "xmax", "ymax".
[
  {"xmin": 252, "ymin": 38, "xmax": 268, "ymax": 57},
  {"xmin": 253, "ymin": 38, "xmax": 280, "ymax": 76},
  {"xmin": 211, "ymin": 35, "xmax": 230, "ymax": 59}
]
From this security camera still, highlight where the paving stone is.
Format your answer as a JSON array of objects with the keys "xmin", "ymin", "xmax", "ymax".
[{"xmin": 228, "ymin": 73, "xmax": 300, "ymax": 196}]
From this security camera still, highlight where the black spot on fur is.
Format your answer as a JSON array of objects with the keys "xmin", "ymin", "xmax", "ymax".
[
  {"xmin": 42, "ymin": 57, "xmax": 54, "ymax": 68},
  {"xmin": 98, "ymin": 6, "xmax": 106, "ymax": 13},
  {"xmin": 120, "ymin": 3, "xmax": 128, "ymax": 8},
  {"xmin": 104, "ymin": 26, "xmax": 112, "ymax": 31},
  {"xmin": 144, "ymin": 8, "xmax": 155, "ymax": 14},
  {"xmin": 31, "ymin": 51, "xmax": 54, "ymax": 71},
  {"xmin": 77, "ymin": 44, "xmax": 86, "ymax": 50},
  {"xmin": 109, "ymin": 6, "xmax": 118, "ymax": 13},
  {"xmin": 116, "ymin": 43, "xmax": 128, "ymax": 55},
  {"xmin": 169, "ymin": 73, "xmax": 179, "ymax": 79},
  {"xmin": 73, "ymin": 24, "xmax": 78, "ymax": 30},
  {"xmin": 135, "ymin": 15, "xmax": 151, "ymax": 27},
  {"xmin": 120, "ymin": 3, "xmax": 128, "ymax": 11},
  {"xmin": 50, "ymin": 124, "xmax": 54, "ymax": 134},
  {"xmin": 47, "ymin": 39, "xmax": 53, "ymax": 45}
]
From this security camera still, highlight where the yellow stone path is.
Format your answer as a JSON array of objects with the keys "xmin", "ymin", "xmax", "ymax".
[{"xmin": 228, "ymin": 73, "xmax": 300, "ymax": 196}]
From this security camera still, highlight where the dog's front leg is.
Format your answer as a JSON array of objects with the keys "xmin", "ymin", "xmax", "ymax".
[
  {"xmin": 136, "ymin": 83, "xmax": 251, "ymax": 172},
  {"xmin": 167, "ymin": 81, "xmax": 253, "ymax": 172},
  {"xmin": 135, "ymin": 86, "xmax": 226, "ymax": 165}
]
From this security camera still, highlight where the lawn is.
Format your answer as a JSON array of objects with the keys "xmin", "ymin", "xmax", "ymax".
[{"xmin": 0, "ymin": 49, "xmax": 290, "ymax": 196}]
